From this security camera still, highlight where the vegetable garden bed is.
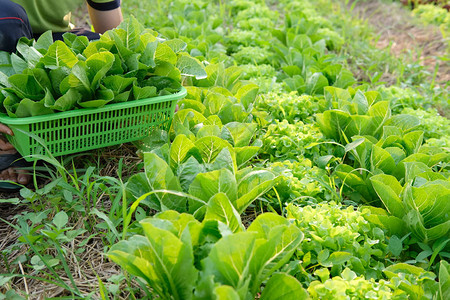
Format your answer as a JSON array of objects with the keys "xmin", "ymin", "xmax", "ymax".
[{"xmin": 0, "ymin": 0, "xmax": 449, "ymax": 299}]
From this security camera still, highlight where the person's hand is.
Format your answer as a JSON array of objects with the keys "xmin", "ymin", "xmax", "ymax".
[
  {"xmin": 0, "ymin": 123, "xmax": 30, "ymax": 185},
  {"xmin": 0, "ymin": 124, "xmax": 15, "ymax": 151}
]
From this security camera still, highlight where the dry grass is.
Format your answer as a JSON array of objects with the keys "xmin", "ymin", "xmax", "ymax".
[
  {"xmin": 0, "ymin": 143, "xmax": 144, "ymax": 299},
  {"xmin": 0, "ymin": 232, "xmax": 121, "ymax": 299}
]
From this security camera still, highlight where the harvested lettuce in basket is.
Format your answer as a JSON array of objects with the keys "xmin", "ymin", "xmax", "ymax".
[{"xmin": 0, "ymin": 17, "xmax": 206, "ymax": 118}]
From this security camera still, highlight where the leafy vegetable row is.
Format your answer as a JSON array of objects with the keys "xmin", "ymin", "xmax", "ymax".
[{"xmin": 106, "ymin": 0, "xmax": 450, "ymax": 298}]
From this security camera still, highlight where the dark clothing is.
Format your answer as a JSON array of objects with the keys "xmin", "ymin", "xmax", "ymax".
[
  {"xmin": 34, "ymin": 28, "xmax": 100, "ymax": 42},
  {"xmin": 0, "ymin": 0, "xmax": 33, "ymax": 52},
  {"xmin": 86, "ymin": 0, "xmax": 121, "ymax": 12}
]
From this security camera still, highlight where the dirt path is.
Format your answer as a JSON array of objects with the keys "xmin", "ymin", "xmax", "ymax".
[{"xmin": 351, "ymin": 0, "xmax": 449, "ymax": 86}]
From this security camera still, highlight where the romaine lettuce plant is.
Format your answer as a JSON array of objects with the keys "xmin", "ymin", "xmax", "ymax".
[
  {"xmin": 126, "ymin": 144, "xmax": 278, "ymax": 219},
  {"xmin": 270, "ymin": 15, "xmax": 355, "ymax": 95},
  {"xmin": 316, "ymin": 87, "xmax": 392, "ymax": 143},
  {"xmin": 316, "ymin": 86, "xmax": 449, "ymax": 204},
  {"xmin": 369, "ymin": 173, "xmax": 450, "ymax": 246},
  {"xmin": 108, "ymin": 211, "xmax": 307, "ymax": 299},
  {"xmin": 333, "ymin": 135, "xmax": 448, "ymax": 204},
  {"xmin": 175, "ymin": 82, "xmax": 259, "ymax": 127}
]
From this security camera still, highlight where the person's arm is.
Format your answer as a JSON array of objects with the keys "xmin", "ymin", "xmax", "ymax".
[{"xmin": 86, "ymin": 0, "xmax": 123, "ymax": 34}]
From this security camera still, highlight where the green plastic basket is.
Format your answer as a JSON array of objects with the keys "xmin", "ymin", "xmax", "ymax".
[{"xmin": 0, "ymin": 87, "xmax": 186, "ymax": 161}]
